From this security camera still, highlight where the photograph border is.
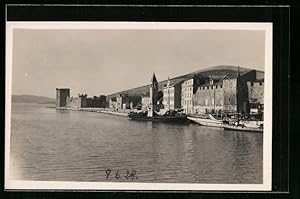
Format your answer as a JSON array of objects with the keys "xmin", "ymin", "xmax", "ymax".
[{"xmin": 5, "ymin": 21, "xmax": 272, "ymax": 191}]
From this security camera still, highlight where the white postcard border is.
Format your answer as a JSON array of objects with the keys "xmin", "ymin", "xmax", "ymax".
[{"xmin": 5, "ymin": 22, "xmax": 273, "ymax": 191}]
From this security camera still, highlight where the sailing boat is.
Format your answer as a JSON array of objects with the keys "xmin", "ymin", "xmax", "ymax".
[
  {"xmin": 187, "ymin": 113, "xmax": 224, "ymax": 128},
  {"xmin": 223, "ymin": 66, "xmax": 263, "ymax": 132}
]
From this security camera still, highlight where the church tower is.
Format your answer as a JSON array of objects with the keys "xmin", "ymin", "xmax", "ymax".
[{"xmin": 148, "ymin": 73, "xmax": 158, "ymax": 117}]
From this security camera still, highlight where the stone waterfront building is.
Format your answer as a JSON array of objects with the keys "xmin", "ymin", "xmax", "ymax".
[
  {"xmin": 247, "ymin": 79, "xmax": 264, "ymax": 114},
  {"xmin": 162, "ymin": 78, "xmax": 182, "ymax": 110},
  {"xmin": 109, "ymin": 97, "xmax": 117, "ymax": 109},
  {"xmin": 223, "ymin": 70, "xmax": 256, "ymax": 114},
  {"xmin": 193, "ymin": 77, "xmax": 225, "ymax": 114},
  {"xmin": 193, "ymin": 69, "xmax": 259, "ymax": 114},
  {"xmin": 181, "ymin": 74, "xmax": 210, "ymax": 114},
  {"xmin": 115, "ymin": 94, "xmax": 142, "ymax": 110}
]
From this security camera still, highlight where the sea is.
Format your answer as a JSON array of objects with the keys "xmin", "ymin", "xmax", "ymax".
[{"xmin": 9, "ymin": 103, "xmax": 263, "ymax": 184}]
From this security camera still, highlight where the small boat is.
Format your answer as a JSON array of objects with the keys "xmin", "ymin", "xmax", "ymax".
[
  {"xmin": 128, "ymin": 110, "xmax": 187, "ymax": 123},
  {"xmin": 188, "ymin": 113, "xmax": 263, "ymax": 132},
  {"xmin": 223, "ymin": 122, "xmax": 263, "ymax": 132},
  {"xmin": 187, "ymin": 114, "xmax": 223, "ymax": 128}
]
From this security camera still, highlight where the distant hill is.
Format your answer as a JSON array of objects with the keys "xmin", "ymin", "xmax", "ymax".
[
  {"xmin": 106, "ymin": 65, "xmax": 264, "ymax": 100},
  {"xmin": 12, "ymin": 95, "xmax": 56, "ymax": 104}
]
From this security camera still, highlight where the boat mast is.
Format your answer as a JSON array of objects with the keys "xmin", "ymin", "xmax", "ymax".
[
  {"xmin": 167, "ymin": 77, "xmax": 170, "ymax": 111},
  {"xmin": 213, "ymin": 82, "xmax": 216, "ymax": 112},
  {"xmin": 236, "ymin": 66, "xmax": 240, "ymax": 123}
]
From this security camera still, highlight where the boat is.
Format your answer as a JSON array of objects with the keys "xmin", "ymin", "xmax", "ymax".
[
  {"xmin": 223, "ymin": 122, "xmax": 263, "ymax": 132},
  {"xmin": 128, "ymin": 110, "xmax": 187, "ymax": 123},
  {"xmin": 187, "ymin": 114, "xmax": 223, "ymax": 128}
]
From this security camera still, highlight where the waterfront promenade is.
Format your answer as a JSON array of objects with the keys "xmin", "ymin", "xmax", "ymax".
[{"xmin": 57, "ymin": 107, "xmax": 129, "ymax": 117}]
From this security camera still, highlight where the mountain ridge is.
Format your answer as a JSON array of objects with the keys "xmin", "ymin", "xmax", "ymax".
[
  {"xmin": 106, "ymin": 65, "xmax": 264, "ymax": 99},
  {"xmin": 12, "ymin": 94, "xmax": 56, "ymax": 104}
]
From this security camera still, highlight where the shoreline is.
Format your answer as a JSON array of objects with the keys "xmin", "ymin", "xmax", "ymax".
[{"xmin": 56, "ymin": 107, "xmax": 129, "ymax": 117}]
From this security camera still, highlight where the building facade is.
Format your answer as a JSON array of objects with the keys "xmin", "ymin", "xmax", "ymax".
[
  {"xmin": 115, "ymin": 94, "xmax": 142, "ymax": 110},
  {"xmin": 193, "ymin": 70, "xmax": 258, "ymax": 114},
  {"xmin": 181, "ymin": 78, "xmax": 194, "ymax": 114},
  {"xmin": 193, "ymin": 80, "xmax": 224, "ymax": 114},
  {"xmin": 116, "ymin": 95, "xmax": 123, "ymax": 110},
  {"xmin": 163, "ymin": 80, "xmax": 182, "ymax": 110},
  {"xmin": 56, "ymin": 88, "xmax": 70, "ymax": 108},
  {"xmin": 181, "ymin": 74, "xmax": 210, "ymax": 114},
  {"xmin": 109, "ymin": 97, "xmax": 117, "ymax": 109},
  {"xmin": 247, "ymin": 79, "xmax": 264, "ymax": 114},
  {"xmin": 221, "ymin": 70, "xmax": 257, "ymax": 113}
]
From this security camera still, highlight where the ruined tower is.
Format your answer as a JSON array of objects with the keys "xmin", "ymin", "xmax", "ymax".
[{"xmin": 56, "ymin": 88, "xmax": 70, "ymax": 108}]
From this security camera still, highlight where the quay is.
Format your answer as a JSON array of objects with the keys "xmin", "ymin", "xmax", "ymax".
[{"xmin": 57, "ymin": 107, "xmax": 129, "ymax": 117}]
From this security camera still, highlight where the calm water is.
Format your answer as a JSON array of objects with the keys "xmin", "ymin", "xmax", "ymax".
[{"xmin": 9, "ymin": 103, "xmax": 263, "ymax": 184}]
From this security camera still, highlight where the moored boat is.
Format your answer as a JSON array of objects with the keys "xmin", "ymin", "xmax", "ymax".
[
  {"xmin": 187, "ymin": 114, "xmax": 223, "ymax": 128},
  {"xmin": 223, "ymin": 122, "xmax": 263, "ymax": 132},
  {"xmin": 128, "ymin": 110, "xmax": 187, "ymax": 123}
]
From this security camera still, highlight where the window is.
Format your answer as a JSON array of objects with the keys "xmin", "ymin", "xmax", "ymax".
[
  {"xmin": 211, "ymin": 86, "xmax": 213, "ymax": 89},
  {"xmin": 259, "ymin": 82, "xmax": 262, "ymax": 86},
  {"xmin": 220, "ymin": 85, "xmax": 222, "ymax": 88},
  {"xmin": 251, "ymin": 82, "xmax": 254, "ymax": 86}
]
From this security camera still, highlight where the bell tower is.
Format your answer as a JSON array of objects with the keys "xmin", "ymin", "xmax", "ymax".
[{"xmin": 148, "ymin": 73, "xmax": 158, "ymax": 117}]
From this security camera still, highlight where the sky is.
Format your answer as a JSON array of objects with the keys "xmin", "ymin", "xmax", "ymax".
[{"xmin": 11, "ymin": 28, "xmax": 265, "ymax": 98}]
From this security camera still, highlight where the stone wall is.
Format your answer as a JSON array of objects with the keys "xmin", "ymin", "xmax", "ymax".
[
  {"xmin": 193, "ymin": 84, "xmax": 224, "ymax": 113},
  {"xmin": 247, "ymin": 81, "xmax": 264, "ymax": 104}
]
